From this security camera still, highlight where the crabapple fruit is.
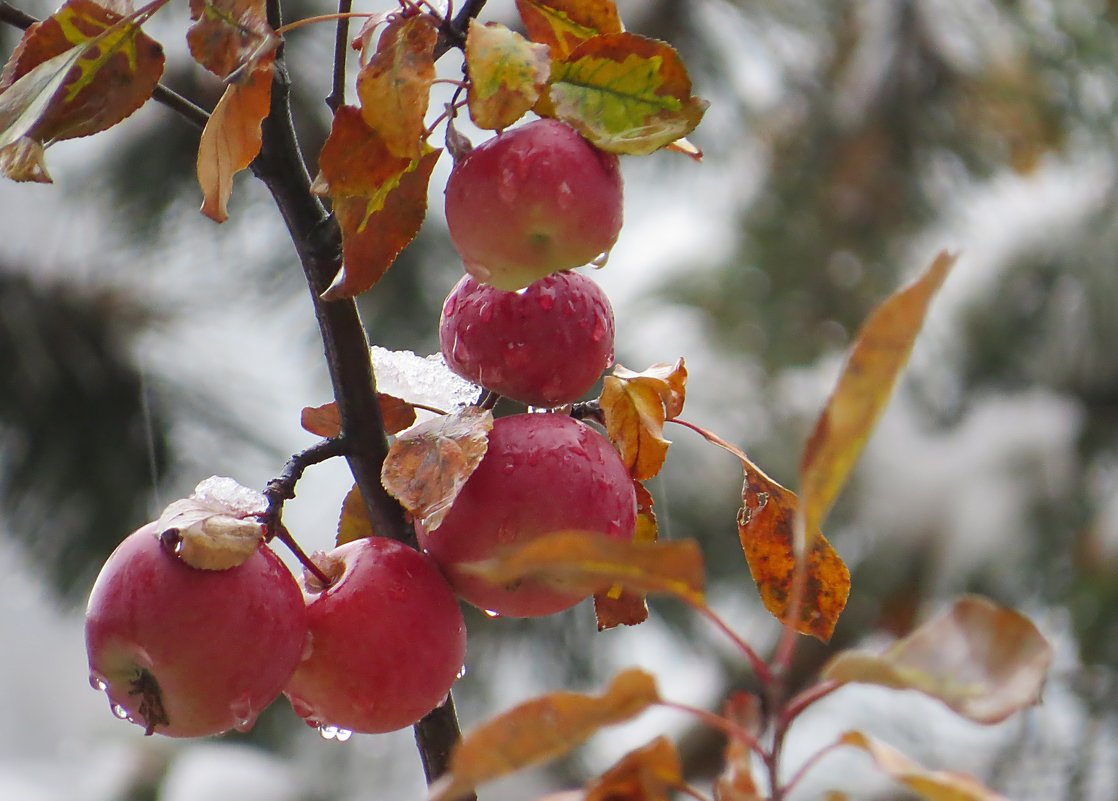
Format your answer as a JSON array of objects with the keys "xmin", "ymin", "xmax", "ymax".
[
  {"xmin": 283, "ymin": 536, "xmax": 467, "ymax": 735},
  {"xmin": 416, "ymin": 413, "xmax": 636, "ymax": 617},
  {"xmin": 444, "ymin": 118, "xmax": 623, "ymax": 291},
  {"xmin": 84, "ymin": 522, "xmax": 308, "ymax": 737},
  {"xmin": 439, "ymin": 271, "xmax": 615, "ymax": 407}
]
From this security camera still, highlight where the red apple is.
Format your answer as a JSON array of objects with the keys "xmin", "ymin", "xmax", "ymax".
[
  {"xmin": 416, "ymin": 413, "xmax": 636, "ymax": 617},
  {"xmin": 85, "ymin": 522, "xmax": 308, "ymax": 737},
  {"xmin": 439, "ymin": 271, "xmax": 615, "ymax": 407},
  {"xmin": 283, "ymin": 536, "xmax": 467, "ymax": 735},
  {"xmin": 444, "ymin": 119, "xmax": 623, "ymax": 291}
]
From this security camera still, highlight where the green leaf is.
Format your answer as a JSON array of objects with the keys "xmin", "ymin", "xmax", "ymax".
[{"xmin": 465, "ymin": 21, "xmax": 551, "ymax": 130}]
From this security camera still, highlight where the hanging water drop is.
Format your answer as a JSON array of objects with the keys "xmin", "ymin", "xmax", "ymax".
[
  {"xmin": 89, "ymin": 673, "xmax": 109, "ymax": 692},
  {"xmin": 334, "ymin": 728, "xmax": 353, "ymax": 742},
  {"xmin": 456, "ymin": 664, "xmax": 467, "ymax": 680},
  {"xmin": 483, "ymin": 609, "xmax": 501, "ymax": 619},
  {"xmin": 111, "ymin": 703, "xmax": 129, "ymax": 720}
]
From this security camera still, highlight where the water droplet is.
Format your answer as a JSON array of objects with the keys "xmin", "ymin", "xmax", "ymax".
[
  {"xmin": 537, "ymin": 292, "xmax": 555, "ymax": 312},
  {"xmin": 514, "ymin": 286, "xmax": 530, "ymax": 296},
  {"xmin": 443, "ymin": 294, "xmax": 458, "ymax": 317},
  {"xmin": 230, "ymin": 694, "xmax": 256, "ymax": 732},
  {"xmin": 590, "ymin": 318, "xmax": 606, "ymax": 342},
  {"xmin": 319, "ymin": 724, "xmax": 352, "ymax": 742},
  {"xmin": 556, "ymin": 181, "xmax": 574, "ymax": 211},
  {"xmin": 456, "ymin": 664, "xmax": 467, "ymax": 680},
  {"xmin": 335, "ymin": 728, "xmax": 353, "ymax": 742},
  {"xmin": 112, "ymin": 703, "xmax": 129, "ymax": 720},
  {"xmin": 591, "ymin": 251, "xmax": 610, "ymax": 269},
  {"xmin": 483, "ymin": 609, "xmax": 501, "ymax": 619},
  {"xmin": 480, "ymin": 303, "xmax": 493, "ymax": 323},
  {"xmin": 89, "ymin": 672, "xmax": 109, "ymax": 692}
]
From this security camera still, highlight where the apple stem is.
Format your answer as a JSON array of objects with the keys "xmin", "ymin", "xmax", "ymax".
[{"xmin": 273, "ymin": 521, "xmax": 335, "ymax": 587}]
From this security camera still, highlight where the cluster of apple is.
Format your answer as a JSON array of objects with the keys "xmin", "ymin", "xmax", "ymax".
[{"xmin": 84, "ymin": 118, "xmax": 636, "ymax": 738}]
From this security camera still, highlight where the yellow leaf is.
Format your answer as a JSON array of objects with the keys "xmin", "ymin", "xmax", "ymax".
[
  {"xmin": 599, "ymin": 359, "xmax": 687, "ymax": 481},
  {"xmin": 585, "ymin": 737, "xmax": 681, "ymax": 801},
  {"xmin": 593, "ymin": 480, "xmax": 656, "ymax": 630},
  {"xmin": 336, "ymin": 483, "xmax": 373, "ymax": 546},
  {"xmin": 466, "ymin": 21, "xmax": 551, "ymax": 130}
]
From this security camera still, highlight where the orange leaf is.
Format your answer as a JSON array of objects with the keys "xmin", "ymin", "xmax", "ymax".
[
  {"xmin": 600, "ymin": 359, "xmax": 687, "ymax": 481},
  {"xmin": 428, "ymin": 669, "xmax": 660, "ymax": 801},
  {"xmin": 823, "ymin": 595, "xmax": 1053, "ymax": 724},
  {"xmin": 799, "ymin": 252, "xmax": 957, "ymax": 549},
  {"xmin": 336, "ymin": 483, "xmax": 374, "ymax": 546},
  {"xmin": 679, "ymin": 421, "xmax": 850, "ymax": 641},
  {"xmin": 355, "ymin": 13, "xmax": 437, "ymax": 160},
  {"xmin": 195, "ymin": 58, "xmax": 273, "ymax": 222},
  {"xmin": 594, "ymin": 480, "xmax": 656, "ymax": 630},
  {"xmin": 301, "ymin": 393, "xmax": 415, "ymax": 438},
  {"xmin": 380, "ymin": 406, "xmax": 492, "ymax": 531},
  {"xmin": 515, "ymin": 0, "xmax": 622, "ymax": 59},
  {"xmin": 840, "ymin": 731, "xmax": 1010, "ymax": 801},
  {"xmin": 461, "ymin": 529, "xmax": 704, "ymax": 605},
  {"xmin": 585, "ymin": 737, "xmax": 682, "ymax": 801},
  {"xmin": 186, "ymin": 0, "xmax": 276, "ymax": 80},
  {"xmin": 465, "ymin": 21, "xmax": 551, "ymax": 131},
  {"xmin": 312, "ymin": 106, "xmax": 440, "ymax": 299},
  {"xmin": 0, "ymin": 0, "xmax": 168, "ymax": 182}
]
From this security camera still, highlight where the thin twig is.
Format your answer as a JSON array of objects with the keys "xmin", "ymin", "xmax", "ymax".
[
  {"xmin": 327, "ymin": 0, "xmax": 354, "ymax": 112},
  {"xmin": 273, "ymin": 521, "xmax": 333, "ymax": 586},
  {"xmin": 656, "ymin": 699, "xmax": 766, "ymax": 759},
  {"xmin": 261, "ymin": 437, "xmax": 349, "ymax": 524},
  {"xmin": 432, "ymin": 0, "xmax": 487, "ymax": 58}
]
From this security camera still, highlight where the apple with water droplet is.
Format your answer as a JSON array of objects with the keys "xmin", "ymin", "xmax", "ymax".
[
  {"xmin": 439, "ymin": 271, "xmax": 615, "ymax": 407},
  {"xmin": 283, "ymin": 536, "xmax": 467, "ymax": 734},
  {"xmin": 84, "ymin": 521, "xmax": 308, "ymax": 737},
  {"xmin": 444, "ymin": 118, "xmax": 623, "ymax": 291},
  {"xmin": 416, "ymin": 413, "xmax": 636, "ymax": 617}
]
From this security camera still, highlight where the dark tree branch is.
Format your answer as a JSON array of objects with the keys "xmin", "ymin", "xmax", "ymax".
[
  {"xmin": 433, "ymin": 0, "xmax": 487, "ymax": 58},
  {"xmin": 325, "ymin": 0, "xmax": 353, "ymax": 113}
]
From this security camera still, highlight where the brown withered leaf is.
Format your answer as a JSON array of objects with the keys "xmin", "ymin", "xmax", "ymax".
[
  {"xmin": 187, "ymin": 0, "xmax": 276, "ymax": 79},
  {"xmin": 0, "ymin": 0, "xmax": 167, "ymax": 182},
  {"xmin": 154, "ymin": 476, "xmax": 267, "ymax": 570},
  {"xmin": 313, "ymin": 105, "xmax": 440, "ymax": 299},
  {"xmin": 428, "ymin": 669, "xmax": 660, "ymax": 801},
  {"xmin": 585, "ymin": 737, "xmax": 682, "ymax": 801},
  {"xmin": 600, "ymin": 359, "xmax": 687, "ymax": 481},
  {"xmin": 515, "ymin": 0, "xmax": 622, "ymax": 60},
  {"xmin": 461, "ymin": 529, "xmax": 704, "ymax": 605},
  {"xmin": 678, "ymin": 421, "xmax": 850, "ymax": 641},
  {"xmin": 196, "ymin": 58, "xmax": 272, "ymax": 222},
  {"xmin": 840, "ymin": 731, "xmax": 1010, "ymax": 801},
  {"xmin": 465, "ymin": 21, "xmax": 551, "ymax": 131},
  {"xmin": 594, "ymin": 480, "xmax": 657, "ymax": 630},
  {"xmin": 301, "ymin": 393, "xmax": 416, "ymax": 438},
  {"xmin": 381, "ymin": 406, "xmax": 492, "ymax": 531},
  {"xmin": 355, "ymin": 13, "xmax": 437, "ymax": 160},
  {"xmin": 715, "ymin": 693, "xmax": 763, "ymax": 801},
  {"xmin": 336, "ymin": 483, "xmax": 374, "ymax": 546},
  {"xmin": 823, "ymin": 595, "xmax": 1053, "ymax": 725},
  {"xmin": 799, "ymin": 252, "xmax": 956, "ymax": 550}
]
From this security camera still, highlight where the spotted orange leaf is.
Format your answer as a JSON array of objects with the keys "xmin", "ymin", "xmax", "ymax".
[
  {"xmin": 186, "ymin": 0, "xmax": 276, "ymax": 79},
  {"xmin": 594, "ymin": 480, "xmax": 657, "ymax": 630},
  {"xmin": 515, "ymin": 0, "xmax": 622, "ymax": 59},
  {"xmin": 585, "ymin": 737, "xmax": 682, "ymax": 801}
]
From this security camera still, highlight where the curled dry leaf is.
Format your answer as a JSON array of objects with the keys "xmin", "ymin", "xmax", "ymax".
[
  {"xmin": 428, "ymin": 669, "xmax": 660, "ymax": 801},
  {"xmin": 465, "ymin": 21, "xmax": 551, "ymax": 131},
  {"xmin": 677, "ymin": 421, "xmax": 850, "ymax": 641},
  {"xmin": 585, "ymin": 737, "xmax": 682, "ymax": 801},
  {"xmin": 515, "ymin": 0, "xmax": 623, "ymax": 60},
  {"xmin": 381, "ymin": 406, "xmax": 493, "ymax": 531},
  {"xmin": 600, "ymin": 359, "xmax": 687, "ymax": 481},
  {"xmin": 460, "ymin": 529, "xmax": 704, "ymax": 605},
  {"xmin": 186, "ymin": 0, "xmax": 276, "ymax": 79},
  {"xmin": 155, "ymin": 477, "xmax": 268, "ymax": 570},
  {"xmin": 798, "ymin": 252, "xmax": 957, "ymax": 551},
  {"xmin": 355, "ymin": 13, "xmax": 437, "ymax": 160},
  {"xmin": 594, "ymin": 480, "xmax": 657, "ymax": 630},
  {"xmin": 840, "ymin": 731, "xmax": 1010, "ymax": 801},
  {"xmin": 822, "ymin": 595, "xmax": 1053, "ymax": 724}
]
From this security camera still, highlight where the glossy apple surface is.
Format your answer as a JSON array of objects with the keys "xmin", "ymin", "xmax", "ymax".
[
  {"xmin": 416, "ymin": 413, "xmax": 636, "ymax": 617},
  {"xmin": 85, "ymin": 522, "xmax": 308, "ymax": 737}
]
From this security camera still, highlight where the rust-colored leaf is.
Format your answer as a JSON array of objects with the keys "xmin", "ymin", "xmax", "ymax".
[
  {"xmin": 301, "ymin": 393, "xmax": 416, "ymax": 438},
  {"xmin": 515, "ymin": 0, "xmax": 622, "ymax": 59},
  {"xmin": 799, "ymin": 252, "xmax": 957, "ymax": 549},
  {"xmin": 312, "ymin": 106, "xmax": 439, "ymax": 299},
  {"xmin": 600, "ymin": 359, "xmax": 687, "ymax": 481},
  {"xmin": 355, "ymin": 13, "xmax": 436, "ymax": 160},
  {"xmin": 461, "ymin": 529, "xmax": 704, "ymax": 605},
  {"xmin": 195, "ymin": 58, "xmax": 272, "ymax": 222},
  {"xmin": 679, "ymin": 421, "xmax": 850, "ymax": 641},
  {"xmin": 381, "ymin": 406, "xmax": 492, "ymax": 531},
  {"xmin": 0, "ymin": 0, "xmax": 167, "ymax": 182},
  {"xmin": 715, "ymin": 693, "xmax": 763, "ymax": 801},
  {"xmin": 336, "ymin": 483, "xmax": 374, "ymax": 546},
  {"xmin": 465, "ymin": 21, "xmax": 550, "ymax": 131},
  {"xmin": 378, "ymin": 392, "xmax": 418, "ymax": 434},
  {"xmin": 585, "ymin": 737, "xmax": 682, "ymax": 801},
  {"xmin": 428, "ymin": 669, "xmax": 660, "ymax": 801},
  {"xmin": 823, "ymin": 596, "xmax": 1053, "ymax": 724},
  {"xmin": 840, "ymin": 731, "xmax": 1010, "ymax": 801},
  {"xmin": 186, "ymin": 0, "xmax": 276, "ymax": 80},
  {"xmin": 594, "ymin": 480, "xmax": 656, "ymax": 630}
]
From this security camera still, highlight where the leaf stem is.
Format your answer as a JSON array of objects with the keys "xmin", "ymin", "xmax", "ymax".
[
  {"xmin": 656, "ymin": 699, "xmax": 765, "ymax": 759},
  {"xmin": 682, "ymin": 597, "xmax": 773, "ymax": 688},
  {"xmin": 274, "ymin": 10, "xmax": 370, "ymax": 37},
  {"xmin": 272, "ymin": 521, "xmax": 333, "ymax": 587}
]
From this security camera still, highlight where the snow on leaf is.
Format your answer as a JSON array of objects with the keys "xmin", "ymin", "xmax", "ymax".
[
  {"xmin": 460, "ymin": 529, "xmax": 704, "ymax": 605},
  {"xmin": 599, "ymin": 359, "xmax": 687, "ymax": 481},
  {"xmin": 680, "ymin": 421, "xmax": 850, "ymax": 641},
  {"xmin": 196, "ymin": 58, "xmax": 272, "ymax": 222},
  {"xmin": 515, "ymin": 0, "xmax": 622, "ymax": 60},
  {"xmin": 545, "ymin": 33, "xmax": 707, "ymax": 155},
  {"xmin": 823, "ymin": 595, "xmax": 1053, "ymax": 724},
  {"xmin": 370, "ymin": 346, "xmax": 482, "ymax": 412},
  {"xmin": 840, "ymin": 731, "xmax": 1011, "ymax": 801},
  {"xmin": 465, "ymin": 21, "xmax": 550, "ymax": 131},
  {"xmin": 0, "ymin": 0, "xmax": 168, "ymax": 182},
  {"xmin": 594, "ymin": 480, "xmax": 656, "ymax": 630},
  {"xmin": 798, "ymin": 251, "xmax": 957, "ymax": 551},
  {"xmin": 312, "ymin": 106, "xmax": 439, "ymax": 299},
  {"xmin": 336, "ymin": 483, "xmax": 374, "ymax": 546},
  {"xmin": 186, "ymin": 0, "xmax": 276, "ymax": 80},
  {"xmin": 355, "ymin": 13, "xmax": 437, "ymax": 161},
  {"xmin": 428, "ymin": 669, "xmax": 659, "ymax": 801},
  {"xmin": 155, "ymin": 477, "xmax": 267, "ymax": 570},
  {"xmin": 381, "ymin": 406, "xmax": 493, "ymax": 531},
  {"xmin": 584, "ymin": 737, "xmax": 682, "ymax": 801}
]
